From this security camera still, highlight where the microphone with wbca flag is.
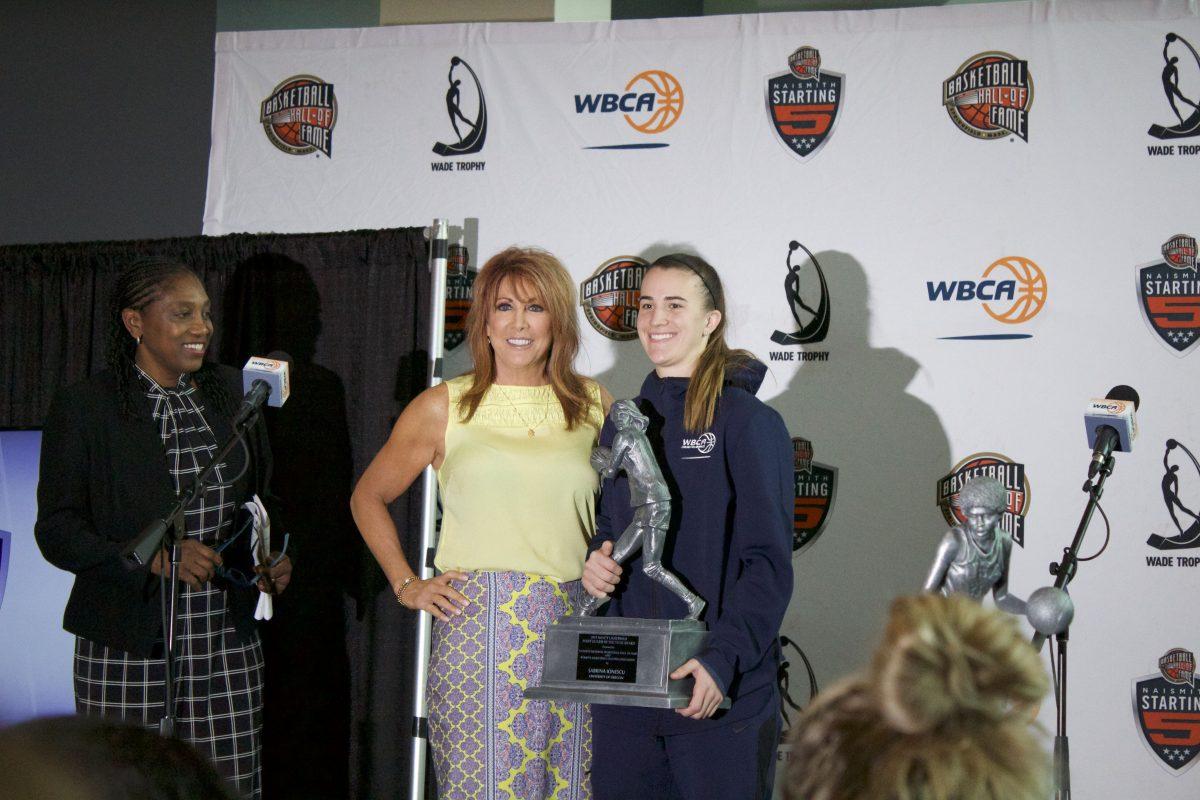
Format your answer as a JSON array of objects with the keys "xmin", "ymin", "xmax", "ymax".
[
  {"xmin": 235, "ymin": 353, "xmax": 292, "ymax": 428},
  {"xmin": 1083, "ymin": 385, "xmax": 1139, "ymax": 478}
]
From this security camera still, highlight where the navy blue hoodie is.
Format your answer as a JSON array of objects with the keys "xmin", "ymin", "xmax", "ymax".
[{"xmin": 589, "ymin": 361, "xmax": 794, "ymax": 734}]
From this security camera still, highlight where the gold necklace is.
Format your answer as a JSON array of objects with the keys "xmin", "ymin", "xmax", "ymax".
[{"xmin": 495, "ymin": 384, "xmax": 549, "ymax": 437}]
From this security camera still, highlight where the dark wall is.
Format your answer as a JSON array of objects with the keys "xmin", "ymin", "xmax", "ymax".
[{"xmin": 0, "ymin": 1, "xmax": 216, "ymax": 246}]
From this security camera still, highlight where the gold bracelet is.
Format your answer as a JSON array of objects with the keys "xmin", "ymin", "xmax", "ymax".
[{"xmin": 395, "ymin": 575, "xmax": 419, "ymax": 608}]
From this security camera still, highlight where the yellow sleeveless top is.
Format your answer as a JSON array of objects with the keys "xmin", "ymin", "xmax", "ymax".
[{"xmin": 434, "ymin": 375, "xmax": 604, "ymax": 581}]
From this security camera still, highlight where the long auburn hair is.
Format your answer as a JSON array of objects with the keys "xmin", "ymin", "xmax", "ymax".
[
  {"xmin": 647, "ymin": 254, "xmax": 754, "ymax": 432},
  {"xmin": 106, "ymin": 259, "xmax": 234, "ymax": 420},
  {"xmin": 458, "ymin": 247, "xmax": 592, "ymax": 429}
]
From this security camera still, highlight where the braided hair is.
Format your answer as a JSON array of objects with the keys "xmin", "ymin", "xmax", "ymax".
[{"xmin": 106, "ymin": 259, "xmax": 235, "ymax": 419}]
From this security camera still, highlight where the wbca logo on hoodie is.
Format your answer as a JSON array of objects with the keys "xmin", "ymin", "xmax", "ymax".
[{"xmin": 680, "ymin": 432, "xmax": 716, "ymax": 459}]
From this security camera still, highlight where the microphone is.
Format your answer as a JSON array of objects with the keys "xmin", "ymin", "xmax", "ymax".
[
  {"xmin": 123, "ymin": 518, "xmax": 169, "ymax": 566},
  {"xmin": 235, "ymin": 352, "xmax": 291, "ymax": 428},
  {"xmin": 1083, "ymin": 385, "xmax": 1139, "ymax": 478}
]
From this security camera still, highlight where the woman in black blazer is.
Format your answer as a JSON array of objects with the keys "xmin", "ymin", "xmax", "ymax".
[{"xmin": 35, "ymin": 259, "xmax": 291, "ymax": 799}]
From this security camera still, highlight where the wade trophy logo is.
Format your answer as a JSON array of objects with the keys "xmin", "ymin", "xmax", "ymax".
[
  {"xmin": 1147, "ymin": 439, "xmax": 1200, "ymax": 553},
  {"xmin": 938, "ymin": 453, "xmax": 1029, "ymax": 547},
  {"xmin": 444, "ymin": 244, "xmax": 477, "ymax": 351},
  {"xmin": 1132, "ymin": 647, "xmax": 1200, "ymax": 774},
  {"xmin": 1137, "ymin": 234, "xmax": 1200, "ymax": 356},
  {"xmin": 791, "ymin": 437, "xmax": 838, "ymax": 555},
  {"xmin": 772, "ymin": 240, "xmax": 830, "ymax": 346},
  {"xmin": 943, "ymin": 52, "xmax": 1032, "ymax": 141},
  {"xmin": 765, "ymin": 46, "xmax": 844, "ymax": 161},
  {"xmin": 1150, "ymin": 33, "xmax": 1200, "ymax": 141},
  {"xmin": 432, "ymin": 57, "xmax": 487, "ymax": 171}
]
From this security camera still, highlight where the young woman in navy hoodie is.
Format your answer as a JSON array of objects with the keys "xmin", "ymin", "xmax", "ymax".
[{"xmin": 583, "ymin": 253, "xmax": 794, "ymax": 800}]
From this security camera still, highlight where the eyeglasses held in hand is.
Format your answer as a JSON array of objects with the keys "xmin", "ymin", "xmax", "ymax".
[{"xmin": 213, "ymin": 516, "xmax": 290, "ymax": 589}]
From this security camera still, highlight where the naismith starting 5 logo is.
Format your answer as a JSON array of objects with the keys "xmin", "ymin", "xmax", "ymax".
[
  {"xmin": 926, "ymin": 256, "xmax": 1047, "ymax": 340},
  {"xmin": 1137, "ymin": 234, "xmax": 1200, "ymax": 357},
  {"xmin": 1132, "ymin": 647, "xmax": 1200, "ymax": 774}
]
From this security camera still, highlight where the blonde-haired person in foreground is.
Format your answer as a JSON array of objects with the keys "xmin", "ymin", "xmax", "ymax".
[{"xmin": 784, "ymin": 593, "xmax": 1050, "ymax": 800}]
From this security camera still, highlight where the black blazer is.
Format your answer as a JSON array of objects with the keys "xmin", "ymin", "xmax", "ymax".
[{"xmin": 35, "ymin": 366, "xmax": 275, "ymax": 657}]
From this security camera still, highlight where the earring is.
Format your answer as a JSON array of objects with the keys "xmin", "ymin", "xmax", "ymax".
[{"xmin": 135, "ymin": 335, "xmax": 142, "ymax": 346}]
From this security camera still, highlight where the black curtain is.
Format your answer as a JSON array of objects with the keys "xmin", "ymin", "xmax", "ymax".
[{"xmin": 1, "ymin": 228, "xmax": 432, "ymax": 799}]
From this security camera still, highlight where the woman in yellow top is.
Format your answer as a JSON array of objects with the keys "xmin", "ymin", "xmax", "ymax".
[{"xmin": 351, "ymin": 247, "xmax": 611, "ymax": 800}]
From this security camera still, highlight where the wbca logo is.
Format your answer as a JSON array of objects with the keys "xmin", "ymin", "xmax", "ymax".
[
  {"xmin": 574, "ymin": 70, "xmax": 684, "ymax": 149},
  {"xmin": 681, "ymin": 433, "xmax": 716, "ymax": 456},
  {"xmin": 927, "ymin": 256, "xmax": 1047, "ymax": 340}
]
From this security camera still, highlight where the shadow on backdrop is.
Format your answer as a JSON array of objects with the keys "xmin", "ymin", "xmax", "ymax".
[
  {"xmin": 221, "ymin": 254, "xmax": 356, "ymax": 800},
  {"xmin": 766, "ymin": 250, "xmax": 951, "ymax": 687}
]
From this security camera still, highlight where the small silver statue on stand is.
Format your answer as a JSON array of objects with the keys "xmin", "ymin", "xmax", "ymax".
[
  {"xmin": 580, "ymin": 400, "xmax": 704, "ymax": 619},
  {"xmin": 924, "ymin": 475, "xmax": 1026, "ymax": 615}
]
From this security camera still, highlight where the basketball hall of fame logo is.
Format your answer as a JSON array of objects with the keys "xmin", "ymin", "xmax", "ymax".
[
  {"xmin": 1145, "ymin": 439, "xmax": 1200, "ymax": 560},
  {"xmin": 444, "ymin": 244, "xmax": 476, "ymax": 351},
  {"xmin": 1148, "ymin": 32, "xmax": 1200, "ymax": 154},
  {"xmin": 765, "ymin": 46, "xmax": 844, "ymax": 161},
  {"xmin": 573, "ymin": 70, "xmax": 684, "ymax": 150},
  {"xmin": 937, "ymin": 453, "xmax": 1029, "ymax": 547},
  {"xmin": 1137, "ymin": 234, "xmax": 1200, "ymax": 356},
  {"xmin": 768, "ymin": 240, "xmax": 831, "ymax": 364},
  {"xmin": 580, "ymin": 256, "xmax": 647, "ymax": 340},
  {"xmin": 1132, "ymin": 647, "xmax": 1200, "ymax": 774},
  {"xmin": 431, "ymin": 56, "xmax": 487, "ymax": 173},
  {"xmin": 791, "ymin": 437, "xmax": 837, "ymax": 555},
  {"xmin": 943, "ymin": 52, "xmax": 1032, "ymax": 142},
  {"xmin": 926, "ymin": 256, "xmax": 1047, "ymax": 340},
  {"xmin": 260, "ymin": 75, "xmax": 336, "ymax": 157}
]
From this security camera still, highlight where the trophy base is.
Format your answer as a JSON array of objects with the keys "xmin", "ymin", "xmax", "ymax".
[{"xmin": 525, "ymin": 615, "xmax": 729, "ymax": 709}]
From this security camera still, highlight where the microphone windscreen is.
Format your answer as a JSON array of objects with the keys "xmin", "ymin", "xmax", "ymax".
[
  {"xmin": 1106, "ymin": 384, "xmax": 1140, "ymax": 410},
  {"xmin": 1084, "ymin": 395, "xmax": 1137, "ymax": 451},
  {"xmin": 243, "ymin": 355, "xmax": 290, "ymax": 408}
]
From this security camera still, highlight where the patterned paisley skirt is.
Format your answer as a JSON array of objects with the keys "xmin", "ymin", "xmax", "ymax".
[{"xmin": 428, "ymin": 571, "xmax": 592, "ymax": 800}]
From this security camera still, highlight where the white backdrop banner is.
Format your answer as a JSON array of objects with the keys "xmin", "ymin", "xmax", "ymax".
[{"xmin": 206, "ymin": 1, "xmax": 1200, "ymax": 794}]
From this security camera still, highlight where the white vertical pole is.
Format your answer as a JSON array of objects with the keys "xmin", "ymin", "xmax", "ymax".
[{"xmin": 410, "ymin": 218, "xmax": 449, "ymax": 800}]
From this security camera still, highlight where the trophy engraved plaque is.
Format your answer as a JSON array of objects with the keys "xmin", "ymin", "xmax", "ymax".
[{"xmin": 576, "ymin": 632, "xmax": 638, "ymax": 683}]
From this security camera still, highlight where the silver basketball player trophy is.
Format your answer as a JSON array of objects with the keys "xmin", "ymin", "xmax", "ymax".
[
  {"xmin": 526, "ymin": 400, "xmax": 724, "ymax": 709},
  {"xmin": 578, "ymin": 401, "xmax": 704, "ymax": 619},
  {"xmin": 925, "ymin": 475, "xmax": 1074, "ymax": 638},
  {"xmin": 924, "ymin": 475, "xmax": 1027, "ymax": 614}
]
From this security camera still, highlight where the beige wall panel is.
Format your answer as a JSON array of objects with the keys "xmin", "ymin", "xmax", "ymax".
[{"xmin": 381, "ymin": 0, "xmax": 554, "ymax": 25}]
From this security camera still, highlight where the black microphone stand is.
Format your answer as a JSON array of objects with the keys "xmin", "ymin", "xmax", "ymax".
[
  {"xmin": 1040, "ymin": 449, "xmax": 1116, "ymax": 800},
  {"xmin": 124, "ymin": 406, "xmax": 263, "ymax": 738}
]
